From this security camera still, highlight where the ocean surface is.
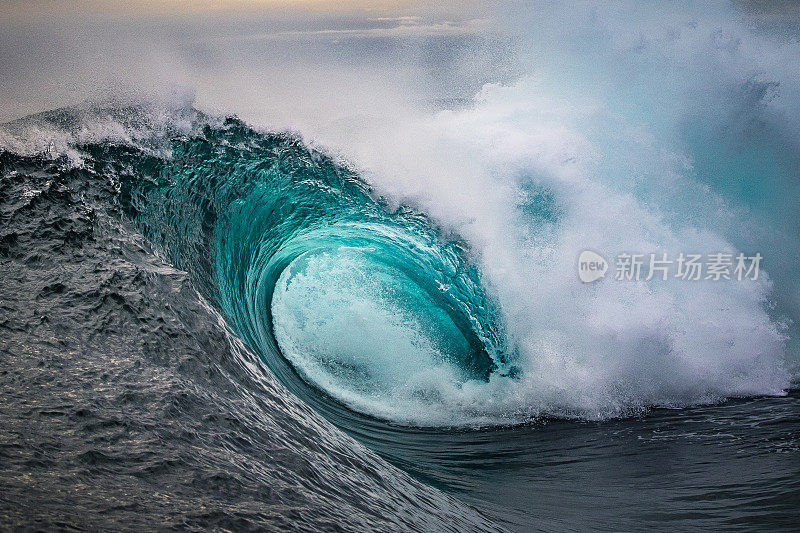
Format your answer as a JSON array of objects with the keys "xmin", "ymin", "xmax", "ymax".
[
  {"xmin": 3, "ymin": 3, "xmax": 800, "ymax": 530},
  {"xmin": 0, "ymin": 103, "xmax": 797, "ymax": 531}
]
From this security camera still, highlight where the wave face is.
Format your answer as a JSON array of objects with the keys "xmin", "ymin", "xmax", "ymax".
[{"xmin": 102, "ymin": 113, "xmax": 511, "ymax": 425}]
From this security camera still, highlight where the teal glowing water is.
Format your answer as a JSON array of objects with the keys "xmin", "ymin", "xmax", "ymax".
[{"xmin": 115, "ymin": 117, "xmax": 511, "ymax": 424}]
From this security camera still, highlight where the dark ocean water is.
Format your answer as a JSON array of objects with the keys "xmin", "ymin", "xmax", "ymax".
[{"xmin": 0, "ymin": 106, "xmax": 798, "ymax": 531}]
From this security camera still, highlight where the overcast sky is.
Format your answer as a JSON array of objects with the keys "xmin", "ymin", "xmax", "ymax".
[
  {"xmin": 1, "ymin": 0, "xmax": 519, "ymax": 123},
  {"xmin": 2, "ymin": 1, "xmax": 797, "ymax": 124}
]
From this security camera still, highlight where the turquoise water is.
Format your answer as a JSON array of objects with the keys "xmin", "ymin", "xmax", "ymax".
[{"xmin": 118, "ymin": 117, "xmax": 511, "ymax": 424}]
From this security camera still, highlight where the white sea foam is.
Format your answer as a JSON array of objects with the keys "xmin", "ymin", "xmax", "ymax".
[
  {"xmin": 260, "ymin": 5, "xmax": 800, "ymax": 424},
  {"xmin": 269, "ymin": 75, "xmax": 791, "ymax": 425}
]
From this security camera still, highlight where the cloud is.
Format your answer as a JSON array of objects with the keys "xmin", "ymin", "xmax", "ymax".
[{"xmin": 202, "ymin": 18, "xmax": 489, "ymax": 43}]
